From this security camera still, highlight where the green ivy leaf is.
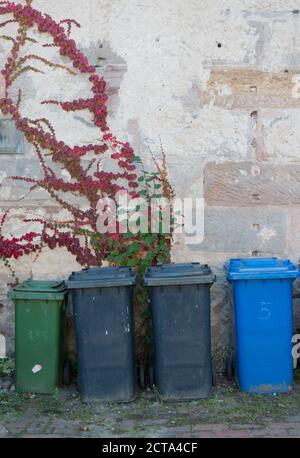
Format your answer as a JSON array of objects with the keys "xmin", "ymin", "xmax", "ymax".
[
  {"xmin": 128, "ymin": 242, "xmax": 140, "ymax": 253},
  {"xmin": 139, "ymin": 189, "xmax": 148, "ymax": 197},
  {"xmin": 127, "ymin": 258, "xmax": 139, "ymax": 267},
  {"xmin": 114, "ymin": 253, "xmax": 127, "ymax": 262},
  {"xmin": 144, "ymin": 235, "xmax": 157, "ymax": 246},
  {"xmin": 123, "ymin": 232, "xmax": 134, "ymax": 239},
  {"xmin": 110, "ymin": 249, "xmax": 120, "ymax": 256}
]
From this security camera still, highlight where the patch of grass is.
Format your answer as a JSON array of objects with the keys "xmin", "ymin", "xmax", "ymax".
[
  {"xmin": 67, "ymin": 407, "xmax": 95, "ymax": 423},
  {"xmin": 0, "ymin": 392, "xmax": 22, "ymax": 417},
  {"xmin": 186, "ymin": 386, "xmax": 300, "ymax": 424},
  {"xmin": 2, "ymin": 380, "xmax": 300, "ymax": 435},
  {"xmin": 0, "ymin": 358, "xmax": 14, "ymax": 376}
]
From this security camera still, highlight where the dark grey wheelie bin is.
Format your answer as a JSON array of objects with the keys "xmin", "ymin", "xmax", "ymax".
[
  {"xmin": 67, "ymin": 267, "xmax": 137, "ymax": 403},
  {"xmin": 144, "ymin": 263, "xmax": 216, "ymax": 401}
]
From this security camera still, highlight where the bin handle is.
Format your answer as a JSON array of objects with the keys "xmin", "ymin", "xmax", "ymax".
[{"xmin": 52, "ymin": 281, "xmax": 65, "ymax": 289}]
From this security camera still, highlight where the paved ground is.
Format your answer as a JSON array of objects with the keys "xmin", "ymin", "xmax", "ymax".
[{"xmin": 2, "ymin": 375, "xmax": 300, "ymax": 438}]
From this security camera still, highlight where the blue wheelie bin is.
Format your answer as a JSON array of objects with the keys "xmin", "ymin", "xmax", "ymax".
[{"xmin": 225, "ymin": 257, "xmax": 298, "ymax": 394}]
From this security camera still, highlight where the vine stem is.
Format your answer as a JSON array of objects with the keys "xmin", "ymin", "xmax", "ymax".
[{"xmin": 5, "ymin": 23, "xmax": 28, "ymax": 94}]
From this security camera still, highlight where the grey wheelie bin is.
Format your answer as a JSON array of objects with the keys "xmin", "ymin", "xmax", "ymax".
[
  {"xmin": 67, "ymin": 267, "xmax": 137, "ymax": 403},
  {"xmin": 144, "ymin": 263, "xmax": 216, "ymax": 401}
]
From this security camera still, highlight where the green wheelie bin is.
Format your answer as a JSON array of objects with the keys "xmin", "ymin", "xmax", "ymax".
[{"xmin": 8, "ymin": 280, "xmax": 67, "ymax": 394}]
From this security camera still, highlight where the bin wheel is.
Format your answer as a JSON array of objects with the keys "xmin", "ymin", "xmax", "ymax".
[
  {"xmin": 145, "ymin": 364, "xmax": 155, "ymax": 391},
  {"xmin": 148, "ymin": 364, "xmax": 155, "ymax": 388},
  {"xmin": 63, "ymin": 359, "xmax": 72, "ymax": 386},
  {"xmin": 212, "ymin": 361, "xmax": 217, "ymax": 387},
  {"xmin": 138, "ymin": 362, "xmax": 146, "ymax": 390},
  {"xmin": 226, "ymin": 357, "xmax": 234, "ymax": 382}
]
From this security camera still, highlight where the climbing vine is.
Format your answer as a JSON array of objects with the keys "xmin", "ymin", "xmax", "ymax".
[{"xmin": 0, "ymin": 0, "xmax": 174, "ymax": 272}]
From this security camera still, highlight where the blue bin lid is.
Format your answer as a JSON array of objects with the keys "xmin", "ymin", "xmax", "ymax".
[
  {"xmin": 144, "ymin": 263, "xmax": 216, "ymax": 286},
  {"xmin": 66, "ymin": 266, "xmax": 136, "ymax": 289},
  {"xmin": 225, "ymin": 257, "xmax": 298, "ymax": 281}
]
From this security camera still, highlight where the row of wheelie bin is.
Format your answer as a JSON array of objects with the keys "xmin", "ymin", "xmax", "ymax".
[{"xmin": 8, "ymin": 257, "xmax": 299, "ymax": 401}]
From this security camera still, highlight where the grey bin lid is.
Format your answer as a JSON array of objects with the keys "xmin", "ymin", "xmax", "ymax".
[
  {"xmin": 144, "ymin": 263, "xmax": 216, "ymax": 286},
  {"xmin": 66, "ymin": 266, "xmax": 137, "ymax": 289}
]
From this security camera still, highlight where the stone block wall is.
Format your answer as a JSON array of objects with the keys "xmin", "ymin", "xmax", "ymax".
[{"xmin": 0, "ymin": 1, "xmax": 300, "ymax": 366}]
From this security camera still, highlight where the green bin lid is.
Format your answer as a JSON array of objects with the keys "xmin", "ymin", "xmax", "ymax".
[
  {"xmin": 8, "ymin": 279, "xmax": 67, "ymax": 301},
  {"xmin": 144, "ymin": 263, "xmax": 216, "ymax": 286}
]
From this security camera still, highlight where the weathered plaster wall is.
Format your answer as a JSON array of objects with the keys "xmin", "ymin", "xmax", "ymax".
[{"xmin": 1, "ymin": 0, "xmax": 300, "ymax": 366}]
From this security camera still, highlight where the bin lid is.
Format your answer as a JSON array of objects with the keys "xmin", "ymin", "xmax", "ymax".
[
  {"xmin": 144, "ymin": 263, "xmax": 216, "ymax": 286},
  {"xmin": 8, "ymin": 279, "xmax": 67, "ymax": 301},
  {"xmin": 66, "ymin": 266, "xmax": 136, "ymax": 289},
  {"xmin": 225, "ymin": 257, "xmax": 298, "ymax": 281}
]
